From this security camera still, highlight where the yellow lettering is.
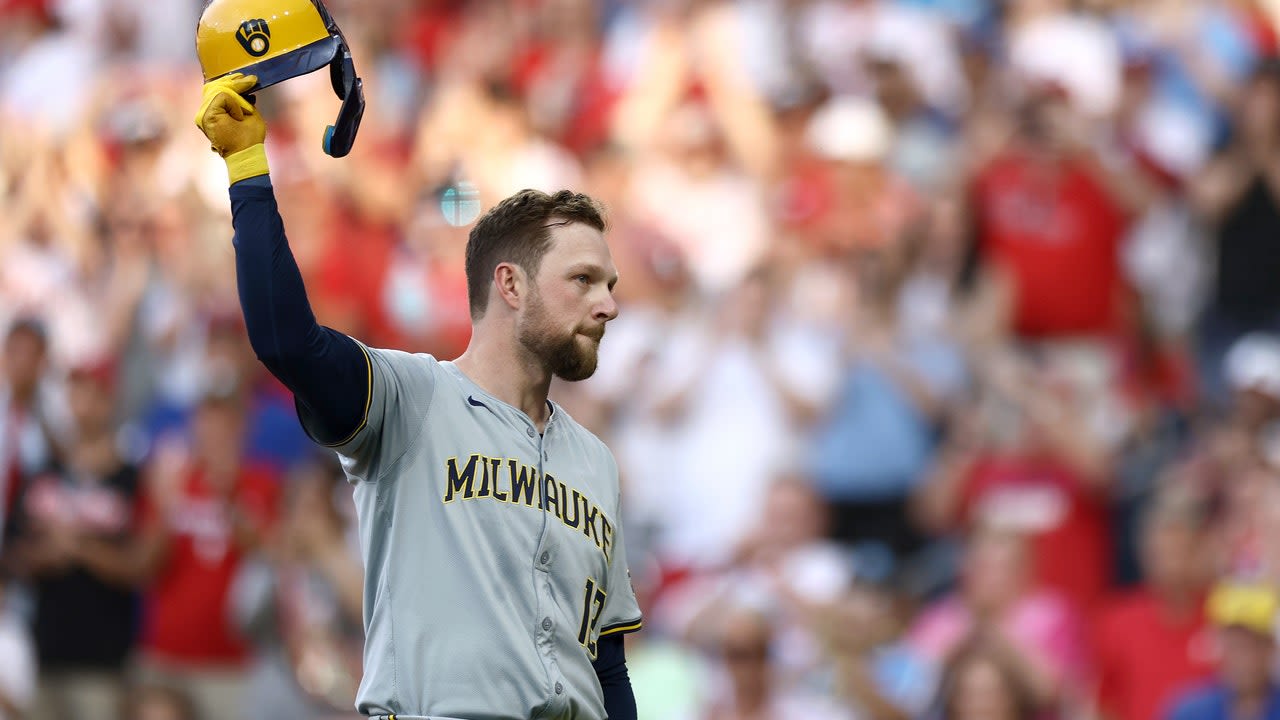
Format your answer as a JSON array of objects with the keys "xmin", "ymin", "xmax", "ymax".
[
  {"xmin": 490, "ymin": 456, "xmax": 507, "ymax": 501},
  {"xmin": 509, "ymin": 460, "xmax": 539, "ymax": 507},
  {"xmin": 443, "ymin": 454, "xmax": 480, "ymax": 503},
  {"xmin": 581, "ymin": 501, "xmax": 601, "ymax": 550}
]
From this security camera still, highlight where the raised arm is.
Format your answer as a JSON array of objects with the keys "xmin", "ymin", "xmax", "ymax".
[{"xmin": 195, "ymin": 74, "xmax": 369, "ymax": 445}]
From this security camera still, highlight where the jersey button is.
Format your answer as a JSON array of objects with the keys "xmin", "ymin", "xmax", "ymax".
[
  {"xmin": 542, "ymin": 617, "xmax": 553, "ymax": 631},
  {"xmin": 555, "ymin": 682, "xmax": 563, "ymax": 695},
  {"xmin": 527, "ymin": 427, "xmax": 535, "ymax": 438},
  {"xmin": 540, "ymin": 551, "xmax": 550, "ymax": 565}
]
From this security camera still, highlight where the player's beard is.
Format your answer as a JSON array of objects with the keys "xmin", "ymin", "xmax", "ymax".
[{"xmin": 518, "ymin": 288, "xmax": 603, "ymax": 382}]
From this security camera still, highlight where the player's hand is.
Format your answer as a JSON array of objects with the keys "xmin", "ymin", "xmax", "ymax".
[
  {"xmin": 195, "ymin": 73, "xmax": 265, "ymax": 157},
  {"xmin": 195, "ymin": 73, "xmax": 270, "ymax": 184}
]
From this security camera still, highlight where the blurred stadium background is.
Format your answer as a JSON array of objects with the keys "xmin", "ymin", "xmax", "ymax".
[{"xmin": 6, "ymin": 0, "xmax": 1280, "ymax": 718}]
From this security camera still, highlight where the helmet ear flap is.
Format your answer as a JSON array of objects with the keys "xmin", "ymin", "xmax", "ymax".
[
  {"xmin": 329, "ymin": 49, "xmax": 348, "ymax": 97},
  {"xmin": 321, "ymin": 39, "xmax": 362, "ymax": 157},
  {"xmin": 322, "ymin": 65, "xmax": 364, "ymax": 157}
]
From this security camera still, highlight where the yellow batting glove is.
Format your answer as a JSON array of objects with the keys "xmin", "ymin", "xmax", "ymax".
[{"xmin": 195, "ymin": 73, "xmax": 268, "ymax": 184}]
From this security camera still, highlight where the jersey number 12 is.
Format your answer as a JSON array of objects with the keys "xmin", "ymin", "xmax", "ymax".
[{"xmin": 578, "ymin": 577, "xmax": 607, "ymax": 658}]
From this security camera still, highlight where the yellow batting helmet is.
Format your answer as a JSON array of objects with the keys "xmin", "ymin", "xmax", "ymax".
[{"xmin": 195, "ymin": 0, "xmax": 365, "ymax": 157}]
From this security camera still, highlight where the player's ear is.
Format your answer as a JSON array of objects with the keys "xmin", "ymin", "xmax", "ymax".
[{"xmin": 492, "ymin": 262, "xmax": 526, "ymax": 311}]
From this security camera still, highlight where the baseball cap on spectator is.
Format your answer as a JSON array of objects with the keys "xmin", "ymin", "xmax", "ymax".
[
  {"xmin": 804, "ymin": 96, "xmax": 894, "ymax": 165},
  {"xmin": 1207, "ymin": 582, "xmax": 1279, "ymax": 637},
  {"xmin": 1224, "ymin": 333, "xmax": 1280, "ymax": 400}
]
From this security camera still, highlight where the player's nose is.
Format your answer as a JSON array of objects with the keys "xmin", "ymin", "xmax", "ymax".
[{"xmin": 593, "ymin": 291, "xmax": 619, "ymax": 323}]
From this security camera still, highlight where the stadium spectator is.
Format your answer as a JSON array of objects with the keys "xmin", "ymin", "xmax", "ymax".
[
  {"xmin": 378, "ymin": 193, "xmax": 474, "ymax": 360},
  {"xmin": 635, "ymin": 267, "xmax": 838, "ymax": 570},
  {"xmin": 1092, "ymin": 486, "xmax": 1218, "ymax": 720},
  {"xmin": 699, "ymin": 603, "xmax": 850, "ymax": 720},
  {"xmin": 231, "ymin": 454, "xmax": 363, "ymax": 720},
  {"xmin": 670, "ymin": 474, "xmax": 851, "ymax": 686},
  {"xmin": 817, "ymin": 563, "xmax": 938, "ymax": 720},
  {"xmin": 73, "ymin": 377, "xmax": 280, "ymax": 720},
  {"xmin": 1166, "ymin": 582, "xmax": 1280, "ymax": 720},
  {"xmin": 915, "ymin": 349, "xmax": 1113, "ymax": 613},
  {"xmin": 0, "ymin": 317, "xmax": 56, "ymax": 549},
  {"xmin": 130, "ymin": 382, "xmax": 280, "ymax": 720},
  {"xmin": 1190, "ymin": 59, "xmax": 1280, "ymax": 404},
  {"xmin": 805, "ymin": 191, "xmax": 964, "ymax": 558},
  {"xmin": 7, "ymin": 357, "xmax": 142, "ymax": 720},
  {"xmin": 969, "ymin": 81, "xmax": 1137, "ymax": 342},
  {"xmin": 932, "ymin": 635, "xmax": 1040, "ymax": 720},
  {"xmin": 908, "ymin": 524, "xmax": 1088, "ymax": 712}
]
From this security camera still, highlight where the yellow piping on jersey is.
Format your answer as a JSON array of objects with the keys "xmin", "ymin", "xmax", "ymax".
[{"xmin": 598, "ymin": 619, "xmax": 643, "ymax": 637}]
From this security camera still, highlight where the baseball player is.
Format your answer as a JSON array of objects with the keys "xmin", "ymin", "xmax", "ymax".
[{"xmin": 193, "ymin": 68, "xmax": 642, "ymax": 720}]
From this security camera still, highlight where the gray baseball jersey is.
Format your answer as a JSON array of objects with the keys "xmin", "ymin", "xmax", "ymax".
[{"xmin": 311, "ymin": 341, "xmax": 643, "ymax": 720}]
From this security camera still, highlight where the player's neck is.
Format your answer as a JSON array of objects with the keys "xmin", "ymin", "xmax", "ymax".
[{"xmin": 453, "ymin": 332, "xmax": 552, "ymax": 430}]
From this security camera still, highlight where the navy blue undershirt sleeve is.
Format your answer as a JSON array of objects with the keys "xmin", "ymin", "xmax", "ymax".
[
  {"xmin": 229, "ymin": 175, "xmax": 369, "ymax": 445},
  {"xmin": 593, "ymin": 635, "xmax": 637, "ymax": 720}
]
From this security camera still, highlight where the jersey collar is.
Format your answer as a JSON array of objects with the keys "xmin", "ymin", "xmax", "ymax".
[{"xmin": 440, "ymin": 361, "xmax": 558, "ymax": 433}]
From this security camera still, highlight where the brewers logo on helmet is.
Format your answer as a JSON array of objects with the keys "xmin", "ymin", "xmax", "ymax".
[{"xmin": 195, "ymin": 0, "xmax": 365, "ymax": 157}]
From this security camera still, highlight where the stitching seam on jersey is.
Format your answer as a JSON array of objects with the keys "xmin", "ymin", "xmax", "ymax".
[
  {"xmin": 381, "ymin": 472, "xmax": 400, "ymax": 710},
  {"xmin": 363, "ymin": 358, "xmax": 433, "ymax": 709},
  {"xmin": 368, "ymin": 354, "xmax": 437, "ymax": 486}
]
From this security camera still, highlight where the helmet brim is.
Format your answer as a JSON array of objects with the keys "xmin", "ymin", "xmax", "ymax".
[{"xmin": 213, "ymin": 34, "xmax": 342, "ymax": 92}]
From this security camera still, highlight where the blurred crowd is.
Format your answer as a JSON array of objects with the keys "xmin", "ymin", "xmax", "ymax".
[{"xmin": 5, "ymin": 0, "xmax": 1280, "ymax": 719}]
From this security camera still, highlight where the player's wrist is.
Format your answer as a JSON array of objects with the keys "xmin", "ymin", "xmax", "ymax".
[{"xmin": 226, "ymin": 143, "xmax": 269, "ymax": 185}]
